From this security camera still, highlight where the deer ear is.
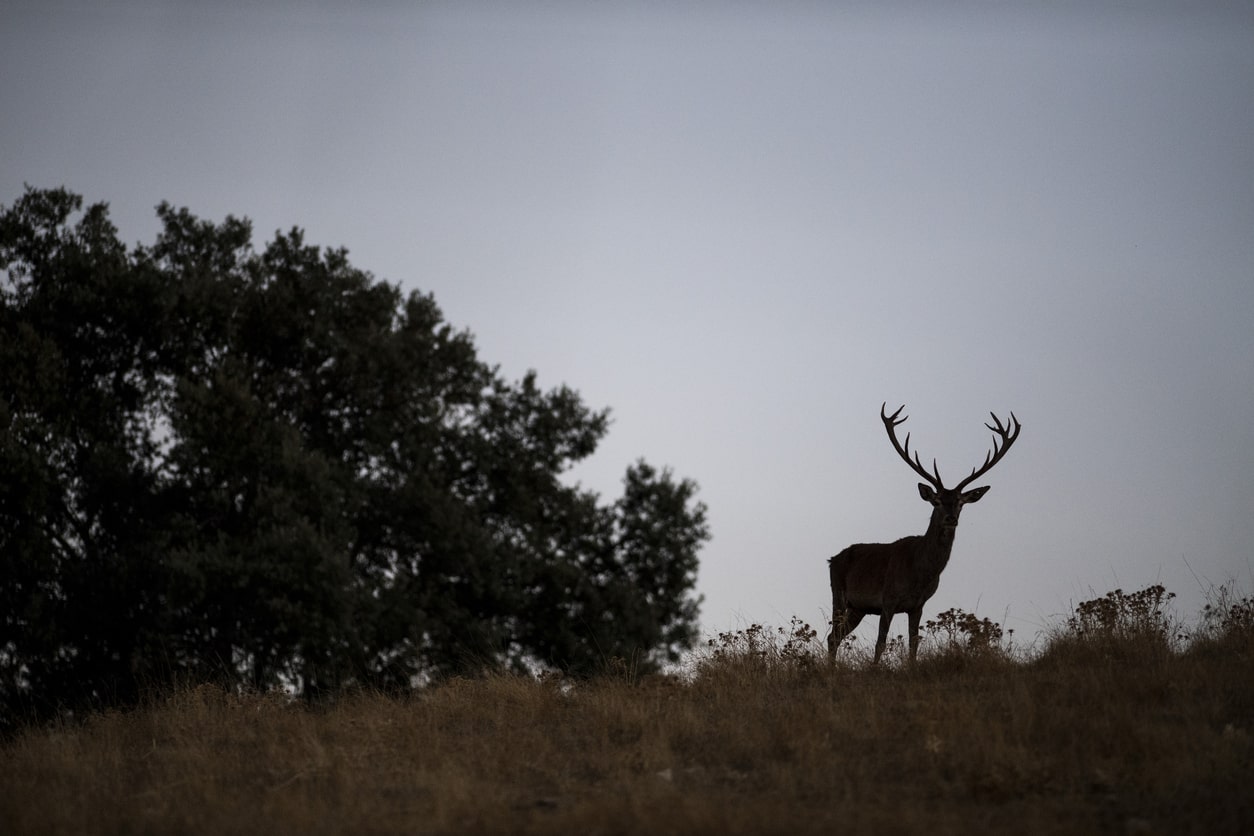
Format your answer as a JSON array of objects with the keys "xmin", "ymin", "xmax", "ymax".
[
  {"xmin": 962, "ymin": 485, "xmax": 990, "ymax": 503},
  {"xmin": 918, "ymin": 483, "xmax": 938, "ymax": 502}
]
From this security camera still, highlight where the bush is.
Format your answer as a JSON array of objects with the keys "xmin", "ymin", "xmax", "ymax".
[
  {"xmin": 1066, "ymin": 585, "xmax": 1178, "ymax": 641},
  {"xmin": 1039, "ymin": 584, "xmax": 1182, "ymax": 666},
  {"xmin": 919, "ymin": 608, "xmax": 1016, "ymax": 670}
]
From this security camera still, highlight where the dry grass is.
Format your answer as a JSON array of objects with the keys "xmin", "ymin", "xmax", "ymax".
[{"xmin": 2, "ymin": 589, "xmax": 1252, "ymax": 835}]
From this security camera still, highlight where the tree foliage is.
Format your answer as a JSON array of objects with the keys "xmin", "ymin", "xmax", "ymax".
[{"xmin": 0, "ymin": 187, "xmax": 708, "ymax": 722}]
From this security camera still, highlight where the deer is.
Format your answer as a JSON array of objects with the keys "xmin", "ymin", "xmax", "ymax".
[{"xmin": 828, "ymin": 403, "xmax": 1021, "ymax": 664}]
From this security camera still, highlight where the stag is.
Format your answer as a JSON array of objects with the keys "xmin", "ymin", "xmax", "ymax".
[{"xmin": 828, "ymin": 403, "xmax": 1021, "ymax": 663}]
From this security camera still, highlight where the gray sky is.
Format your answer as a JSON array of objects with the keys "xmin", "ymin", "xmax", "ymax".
[{"xmin": 4, "ymin": 1, "xmax": 1253, "ymax": 648}]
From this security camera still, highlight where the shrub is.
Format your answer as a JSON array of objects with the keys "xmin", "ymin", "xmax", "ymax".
[
  {"xmin": 1040, "ymin": 584, "xmax": 1182, "ymax": 666},
  {"xmin": 1065, "ymin": 585, "xmax": 1178, "ymax": 642},
  {"xmin": 924, "ymin": 608, "xmax": 1013, "ymax": 656}
]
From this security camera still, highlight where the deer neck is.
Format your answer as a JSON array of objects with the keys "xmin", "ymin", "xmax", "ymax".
[{"xmin": 919, "ymin": 512, "xmax": 958, "ymax": 570}]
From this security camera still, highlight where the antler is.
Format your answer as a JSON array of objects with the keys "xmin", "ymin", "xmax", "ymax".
[
  {"xmin": 954, "ymin": 410, "xmax": 1022, "ymax": 491},
  {"xmin": 881, "ymin": 403, "xmax": 945, "ymax": 489}
]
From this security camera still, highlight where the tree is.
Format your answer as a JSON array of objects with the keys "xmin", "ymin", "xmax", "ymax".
[{"xmin": 0, "ymin": 187, "xmax": 708, "ymax": 723}]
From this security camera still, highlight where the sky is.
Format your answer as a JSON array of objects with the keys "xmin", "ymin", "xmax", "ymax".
[{"xmin": 3, "ymin": 0, "xmax": 1253, "ymax": 650}]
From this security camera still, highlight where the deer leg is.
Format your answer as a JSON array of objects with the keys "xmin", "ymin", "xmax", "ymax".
[
  {"xmin": 828, "ymin": 608, "xmax": 864, "ymax": 657},
  {"xmin": 907, "ymin": 608, "xmax": 923, "ymax": 662},
  {"xmin": 874, "ymin": 612, "xmax": 895, "ymax": 663}
]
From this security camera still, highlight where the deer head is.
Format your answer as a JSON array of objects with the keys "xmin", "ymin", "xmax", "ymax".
[{"xmin": 881, "ymin": 402, "xmax": 1020, "ymax": 532}]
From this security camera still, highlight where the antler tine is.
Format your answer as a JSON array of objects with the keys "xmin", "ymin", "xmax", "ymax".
[
  {"xmin": 907, "ymin": 436, "xmax": 946, "ymax": 487},
  {"xmin": 881, "ymin": 402, "xmax": 945, "ymax": 489},
  {"xmin": 955, "ymin": 410, "xmax": 1021, "ymax": 490}
]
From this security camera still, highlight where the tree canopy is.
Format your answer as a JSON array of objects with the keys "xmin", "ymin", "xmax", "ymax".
[{"xmin": 0, "ymin": 187, "xmax": 707, "ymax": 723}]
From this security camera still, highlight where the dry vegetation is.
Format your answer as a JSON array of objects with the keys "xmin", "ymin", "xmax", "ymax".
[{"xmin": 2, "ymin": 585, "xmax": 1251, "ymax": 835}]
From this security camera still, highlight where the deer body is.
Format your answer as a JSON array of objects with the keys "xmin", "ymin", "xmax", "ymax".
[{"xmin": 827, "ymin": 405, "xmax": 1017, "ymax": 663}]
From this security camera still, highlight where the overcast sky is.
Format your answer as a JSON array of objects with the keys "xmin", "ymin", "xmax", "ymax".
[{"xmin": 4, "ymin": 1, "xmax": 1252, "ymax": 649}]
